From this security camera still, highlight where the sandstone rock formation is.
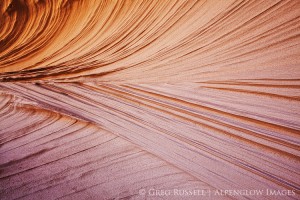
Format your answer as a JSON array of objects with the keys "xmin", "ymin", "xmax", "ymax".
[{"xmin": 0, "ymin": 0, "xmax": 299, "ymax": 199}]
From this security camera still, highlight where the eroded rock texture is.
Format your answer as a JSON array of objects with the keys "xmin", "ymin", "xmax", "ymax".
[{"xmin": 0, "ymin": 0, "xmax": 299, "ymax": 199}]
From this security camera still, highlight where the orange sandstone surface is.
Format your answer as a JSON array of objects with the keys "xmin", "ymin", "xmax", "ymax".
[{"xmin": 0, "ymin": 0, "xmax": 299, "ymax": 199}]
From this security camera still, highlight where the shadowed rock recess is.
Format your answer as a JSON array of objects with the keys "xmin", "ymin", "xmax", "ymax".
[{"xmin": 0, "ymin": 0, "xmax": 299, "ymax": 199}]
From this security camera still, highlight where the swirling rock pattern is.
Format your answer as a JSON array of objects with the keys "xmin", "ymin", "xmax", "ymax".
[{"xmin": 0, "ymin": 0, "xmax": 299, "ymax": 199}]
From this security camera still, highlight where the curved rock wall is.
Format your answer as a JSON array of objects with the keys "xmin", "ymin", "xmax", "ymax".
[{"xmin": 0, "ymin": 0, "xmax": 299, "ymax": 199}]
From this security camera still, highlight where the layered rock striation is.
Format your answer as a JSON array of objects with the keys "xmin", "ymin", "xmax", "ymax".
[{"xmin": 0, "ymin": 0, "xmax": 299, "ymax": 199}]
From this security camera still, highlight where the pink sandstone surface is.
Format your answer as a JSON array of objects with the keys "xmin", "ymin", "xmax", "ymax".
[{"xmin": 0, "ymin": 0, "xmax": 299, "ymax": 199}]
